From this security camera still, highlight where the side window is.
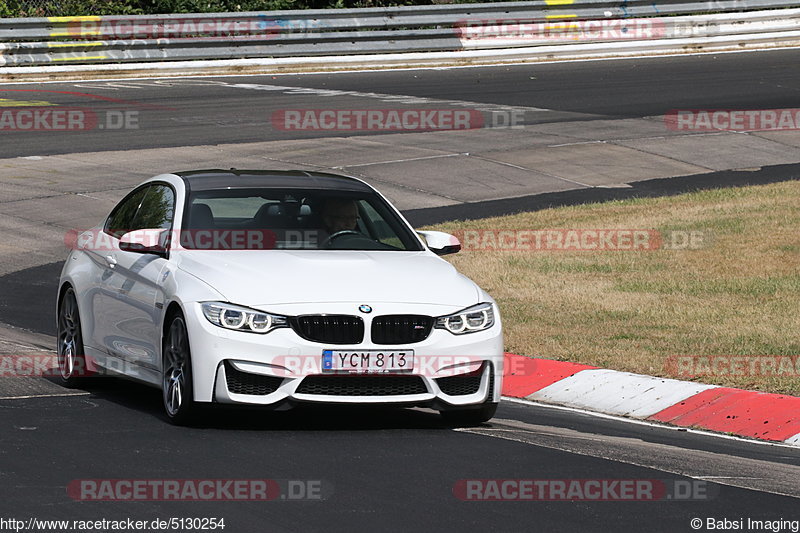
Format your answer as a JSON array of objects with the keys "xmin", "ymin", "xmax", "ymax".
[
  {"xmin": 132, "ymin": 185, "xmax": 175, "ymax": 231},
  {"xmin": 105, "ymin": 184, "xmax": 175, "ymax": 239},
  {"xmin": 105, "ymin": 187, "xmax": 148, "ymax": 239}
]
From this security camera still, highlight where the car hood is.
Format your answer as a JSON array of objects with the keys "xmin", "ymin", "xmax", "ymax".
[{"xmin": 174, "ymin": 250, "xmax": 480, "ymax": 308}]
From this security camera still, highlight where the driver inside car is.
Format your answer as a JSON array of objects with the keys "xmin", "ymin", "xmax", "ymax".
[{"xmin": 319, "ymin": 198, "xmax": 360, "ymax": 247}]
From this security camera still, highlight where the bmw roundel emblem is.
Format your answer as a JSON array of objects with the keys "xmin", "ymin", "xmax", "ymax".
[{"xmin": 358, "ymin": 305, "xmax": 372, "ymax": 314}]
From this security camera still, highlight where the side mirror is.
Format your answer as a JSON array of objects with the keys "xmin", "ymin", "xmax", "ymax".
[
  {"xmin": 417, "ymin": 230, "xmax": 461, "ymax": 256},
  {"xmin": 119, "ymin": 229, "xmax": 168, "ymax": 256}
]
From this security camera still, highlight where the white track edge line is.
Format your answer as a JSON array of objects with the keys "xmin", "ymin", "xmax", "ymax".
[
  {"xmin": 0, "ymin": 392, "xmax": 91, "ymax": 400},
  {"xmin": 501, "ymin": 396, "xmax": 800, "ymax": 450}
]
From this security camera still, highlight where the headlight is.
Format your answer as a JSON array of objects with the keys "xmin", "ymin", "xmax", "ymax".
[
  {"xmin": 435, "ymin": 303, "xmax": 495, "ymax": 335},
  {"xmin": 201, "ymin": 302, "xmax": 288, "ymax": 334}
]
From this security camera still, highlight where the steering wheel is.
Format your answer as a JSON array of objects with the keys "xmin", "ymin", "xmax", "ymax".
[{"xmin": 321, "ymin": 230, "xmax": 363, "ymax": 248}]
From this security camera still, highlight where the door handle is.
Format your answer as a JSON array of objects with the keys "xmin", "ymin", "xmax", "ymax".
[{"xmin": 105, "ymin": 255, "xmax": 118, "ymax": 268}]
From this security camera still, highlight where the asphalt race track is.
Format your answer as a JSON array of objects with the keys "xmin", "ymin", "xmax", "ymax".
[
  {"xmin": 3, "ymin": 49, "xmax": 800, "ymax": 157},
  {"xmin": 3, "ymin": 393, "xmax": 800, "ymax": 532},
  {"xmin": 1, "ymin": 51, "xmax": 800, "ymax": 532}
]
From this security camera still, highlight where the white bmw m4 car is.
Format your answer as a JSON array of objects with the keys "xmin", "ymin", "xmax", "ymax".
[{"xmin": 57, "ymin": 170, "xmax": 503, "ymax": 424}]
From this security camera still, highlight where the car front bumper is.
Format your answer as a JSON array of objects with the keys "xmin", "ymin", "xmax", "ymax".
[{"xmin": 185, "ymin": 301, "xmax": 504, "ymax": 409}]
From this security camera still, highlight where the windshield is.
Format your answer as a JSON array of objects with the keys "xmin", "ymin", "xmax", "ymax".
[{"xmin": 180, "ymin": 188, "xmax": 424, "ymax": 251}]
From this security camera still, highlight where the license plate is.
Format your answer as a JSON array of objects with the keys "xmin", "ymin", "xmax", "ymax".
[{"xmin": 322, "ymin": 350, "xmax": 414, "ymax": 373}]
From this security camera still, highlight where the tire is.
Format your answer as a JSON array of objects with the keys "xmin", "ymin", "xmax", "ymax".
[
  {"xmin": 57, "ymin": 287, "xmax": 90, "ymax": 388},
  {"xmin": 440, "ymin": 402, "xmax": 498, "ymax": 427},
  {"xmin": 162, "ymin": 313, "xmax": 197, "ymax": 425}
]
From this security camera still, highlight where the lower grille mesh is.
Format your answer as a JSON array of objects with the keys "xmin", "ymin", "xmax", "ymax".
[
  {"xmin": 225, "ymin": 361, "xmax": 284, "ymax": 395},
  {"xmin": 436, "ymin": 366, "xmax": 484, "ymax": 396},
  {"xmin": 296, "ymin": 375, "xmax": 428, "ymax": 396}
]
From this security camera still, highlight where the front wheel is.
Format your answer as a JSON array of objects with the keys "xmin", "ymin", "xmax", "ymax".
[
  {"xmin": 57, "ymin": 287, "xmax": 90, "ymax": 388},
  {"xmin": 162, "ymin": 313, "xmax": 196, "ymax": 425},
  {"xmin": 440, "ymin": 402, "xmax": 498, "ymax": 427}
]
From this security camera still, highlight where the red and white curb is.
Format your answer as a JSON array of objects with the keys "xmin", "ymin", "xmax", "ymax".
[{"xmin": 501, "ymin": 354, "xmax": 800, "ymax": 446}]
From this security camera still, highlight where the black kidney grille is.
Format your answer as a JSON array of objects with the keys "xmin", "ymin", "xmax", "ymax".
[
  {"xmin": 371, "ymin": 315, "xmax": 433, "ymax": 344},
  {"xmin": 225, "ymin": 361, "xmax": 284, "ymax": 396},
  {"xmin": 296, "ymin": 375, "xmax": 428, "ymax": 396},
  {"xmin": 291, "ymin": 315, "xmax": 364, "ymax": 344}
]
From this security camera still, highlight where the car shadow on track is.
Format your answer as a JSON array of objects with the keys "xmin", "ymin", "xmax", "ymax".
[{"xmin": 59, "ymin": 376, "xmax": 457, "ymax": 431}]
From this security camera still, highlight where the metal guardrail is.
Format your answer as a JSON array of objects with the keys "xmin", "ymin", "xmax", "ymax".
[{"xmin": 1, "ymin": 0, "xmax": 799, "ymax": 67}]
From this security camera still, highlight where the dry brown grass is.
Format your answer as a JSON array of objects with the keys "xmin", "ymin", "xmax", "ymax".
[{"xmin": 428, "ymin": 181, "xmax": 800, "ymax": 395}]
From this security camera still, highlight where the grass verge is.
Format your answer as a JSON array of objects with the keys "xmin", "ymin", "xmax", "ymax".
[{"xmin": 428, "ymin": 180, "xmax": 800, "ymax": 395}]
